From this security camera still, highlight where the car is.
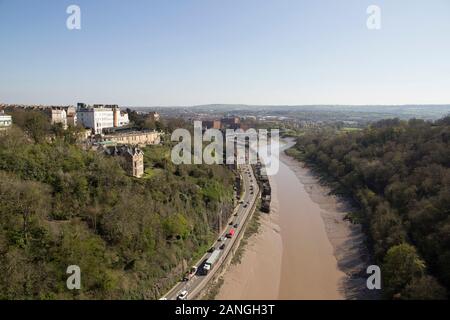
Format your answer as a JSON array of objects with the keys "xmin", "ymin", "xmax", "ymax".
[
  {"xmin": 182, "ymin": 266, "xmax": 197, "ymax": 281},
  {"xmin": 234, "ymin": 213, "xmax": 238, "ymax": 217},
  {"xmin": 250, "ymin": 192, "xmax": 254, "ymax": 195},
  {"xmin": 208, "ymin": 246, "xmax": 215, "ymax": 253},
  {"xmin": 177, "ymin": 290, "xmax": 188, "ymax": 300},
  {"xmin": 243, "ymin": 204, "xmax": 248, "ymax": 208},
  {"xmin": 219, "ymin": 243, "xmax": 226, "ymax": 250},
  {"xmin": 234, "ymin": 223, "xmax": 239, "ymax": 228},
  {"xmin": 190, "ymin": 266, "xmax": 198, "ymax": 275},
  {"xmin": 218, "ymin": 236, "xmax": 225, "ymax": 242},
  {"xmin": 229, "ymin": 221, "xmax": 234, "ymax": 225},
  {"xmin": 238, "ymin": 200, "xmax": 244, "ymax": 204}
]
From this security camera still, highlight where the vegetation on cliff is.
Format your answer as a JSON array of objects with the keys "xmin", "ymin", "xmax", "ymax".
[{"xmin": 0, "ymin": 119, "xmax": 235, "ymax": 299}]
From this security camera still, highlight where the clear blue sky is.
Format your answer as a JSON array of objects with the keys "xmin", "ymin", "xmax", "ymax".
[{"xmin": 1, "ymin": 0, "xmax": 449, "ymax": 106}]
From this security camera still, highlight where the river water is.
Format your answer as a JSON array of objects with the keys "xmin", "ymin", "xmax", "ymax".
[{"xmin": 216, "ymin": 139, "xmax": 374, "ymax": 300}]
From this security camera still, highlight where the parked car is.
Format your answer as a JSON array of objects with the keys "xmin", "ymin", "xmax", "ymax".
[{"xmin": 234, "ymin": 223, "xmax": 239, "ymax": 228}]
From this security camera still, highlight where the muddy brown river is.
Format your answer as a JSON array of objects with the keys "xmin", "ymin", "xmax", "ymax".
[{"xmin": 216, "ymin": 139, "xmax": 375, "ymax": 300}]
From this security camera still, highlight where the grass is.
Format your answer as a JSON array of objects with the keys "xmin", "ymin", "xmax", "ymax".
[
  {"xmin": 142, "ymin": 167, "xmax": 163, "ymax": 179},
  {"xmin": 340, "ymin": 127, "xmax": 362, "ymax": 132}
]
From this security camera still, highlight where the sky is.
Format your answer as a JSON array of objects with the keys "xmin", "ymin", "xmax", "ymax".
[{"xmin": 0, "ymin": 0, "xmax": 449, "ymax": 106}]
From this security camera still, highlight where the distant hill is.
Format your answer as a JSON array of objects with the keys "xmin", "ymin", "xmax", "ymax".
[{"xmin": 129, "ymin": 104, "xmax": 450, "ymax": 122}]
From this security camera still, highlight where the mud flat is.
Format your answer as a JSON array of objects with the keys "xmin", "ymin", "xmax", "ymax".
[
  {"xmin": 217, "ymin": 139, "xmax": 376, "ymax": 300},
  {"xmin": 215, "ymin": 206, "xmax": 282, "ymax": 300}
]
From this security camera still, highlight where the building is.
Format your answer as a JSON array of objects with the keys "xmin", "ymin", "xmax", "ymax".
[
  {"xmin": 202, "ymin": 117, "xmax": 241, "ymax": 130},
  {"xmin": 0, "ymin": 111, "xmax": 12, "ymax": 130},
  {"xmin": 222, "ymin": 117, "xmax": 241, "ymax": 129},
  {"xmin": 47, "ymin": 108, "xmax": 68, "ymax": 129},
  {"xmin": 77, "ymin": 104, "xmax": 115, "ymax": 134},
  {"xmin": 147, "ymin": 112, "xmax": 160, "ymax": 122},
  {"xmin": 203, "ymin": 120, "xmax": 222, "ymax": 130},
  {"xmin": 112, "ymin": 106, "xmax": 130, "ymax": 127},
  {"xmin": 103, "ymin": 130, "xmax": 162, "ymax": 146},
  {"xmin": 77, "ymin": 103, "xmax": 130, "ymax": 134},
  {"xmin": 66, "ymin": 106, "xmax": 77, "ymax": 127},
  {"xmin": 104, "ymin": 145, "xmax": 145, "ymax": 178}
]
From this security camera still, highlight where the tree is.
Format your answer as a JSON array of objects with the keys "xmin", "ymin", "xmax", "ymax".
[
  {"xmin": 11, "ymin": 109, "xmax": 51, "ymax": 143},
  {"xmin": 0, "ymin": 172, "xmax": 50, "ymax": 245},
  {"xmin": 401, "ymin": 275, "xmax": 447, "ymax": 300},
  {"xmin": 382, "ymin": 243, "xmax": 426, "ymax": 298}
]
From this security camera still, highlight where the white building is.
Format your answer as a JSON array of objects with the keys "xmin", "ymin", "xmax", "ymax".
[
  {"xmin": 76, "ymin": 103, "xmax": 130, "ymax": 134},
  {"xmin": 113, "ymin": 107, "xmax": 130, "ymax": 127},
  {"xmin": 48, "ymin": 108, "xmax": 68, "ymax": 129},
  {"xmin": 77, "ymin": 105, "xmax": 115, "ymax": 134},
  {"xmin": 0, "ymin": 111, "xmax": 12, "ymax": 129}
]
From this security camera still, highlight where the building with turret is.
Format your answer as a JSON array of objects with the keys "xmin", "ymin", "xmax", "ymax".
[{"xmin": 104, "ymin": 145, "xmax": 144, "ymax": 178}]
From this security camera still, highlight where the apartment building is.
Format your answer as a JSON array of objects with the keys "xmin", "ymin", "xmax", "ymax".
[
  {"xmin": 47, "ymin": 108, "xmax": 68, "ymax": 129},
  {"xmin": 77, "ymin": 104, "xmax": 115, "ymax": 134},
  {"xmin": 0, "ymin": 111, "xmax": 12, "ymax": 130},
  {"xmin": 77, "ymin": 103, "xmax": 129, "ymax": 134}
]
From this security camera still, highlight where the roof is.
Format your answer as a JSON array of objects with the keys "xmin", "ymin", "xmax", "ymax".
[{"xmin": 104, "ymin": 145, "xmax": 144, "ymax": 157}]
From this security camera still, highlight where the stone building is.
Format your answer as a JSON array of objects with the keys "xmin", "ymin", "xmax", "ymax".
[
  {"xmin": 66, "ymin": 106, "xmax": 77, "ymax": 127},
  {"xmin": 104, "ymin": 145, "xmax": 144, "ymax": 178},
  {"xmin": 47, "ymin": 108, "xmax": 68, "ymax": 129},
  {"xmin": 102, "ymin": 130, "xmax": 162, "ymax": 147}
]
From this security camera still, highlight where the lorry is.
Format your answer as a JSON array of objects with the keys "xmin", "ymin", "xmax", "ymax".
[{"xmin": 203, "ymin": 249, "xmax": 221, "ymax": 274}]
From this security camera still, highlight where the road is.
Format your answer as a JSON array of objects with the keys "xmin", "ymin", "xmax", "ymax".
[{"xmin": 162, "ymin": 163, "xmax": 260, "ymax": 300}]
